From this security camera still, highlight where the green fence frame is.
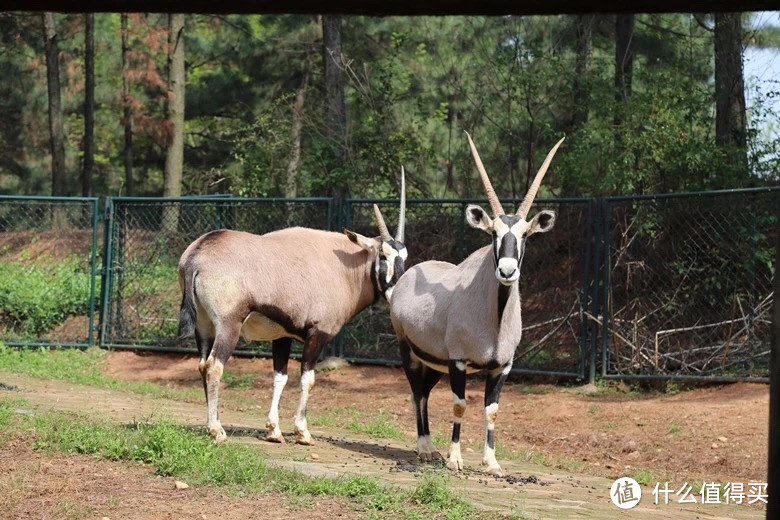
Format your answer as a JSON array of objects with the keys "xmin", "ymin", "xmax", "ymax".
[{"xmin": 0, "ymin": 195, "xmax": 100, "ymax": 349}]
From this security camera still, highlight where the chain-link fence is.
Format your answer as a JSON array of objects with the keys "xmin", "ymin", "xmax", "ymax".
[
  {"xmin": 0, "ymin": 190, "xmax": 775, "ymax": 382},
  {"xmin": 100, "ymin": 197, "xmax": 334, "ymax": 357},
  {"xmin": 599, "ymin": 187, "xmax": 779, "ymax": 382},
  {"xmin": 0, "ymin": 196, "xmax": 100, "ymax": 348},
  {"xmin": 341, "ymin": 197, "xmax": 594, "ymax": 377}
]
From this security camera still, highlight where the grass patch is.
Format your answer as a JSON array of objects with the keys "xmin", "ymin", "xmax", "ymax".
[
  {"xmin": 311, "ymin": 406, "xmax": 407, "ymax": 440},
  {"xmin": 0, "ymin": 345, "xmax": 200, "ymax": 402},
  {"xmin": 222, "ymin": 371, "xmax": 257, "ymax": 390},
  {"xmin": 667, "ymin": 423, "xmax": 682, "ymax": 435},
  {"xmin": 1, "ymin": 401, "xmax": 474, "ymax": 519},
  {"xmin": 630, "ymin": 468, "xmax": 657, "ymax": 486},
  {"xmin": 347, "ymin": 407, "xmax": 406, "ymax": 439}
]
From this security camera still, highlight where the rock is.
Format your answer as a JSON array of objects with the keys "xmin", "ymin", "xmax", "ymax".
[
  {"xmin": 717, "ymin": 436, "xmax": 728, "ymax": 442},
  {"xmin": 175, "ymin": 480, "xmax": 189, "ymax": 490},
  {"xmin": 627, "ymin": 451, "xmax": 641, "ymax": 460},
  {"xmin": 311, "ymin": 453, "xmax": 320, "ymax": 461},
  {"xmin": 621, "ymin": 440, "xmax": 637, "ymax": 453},
  {"xmin": 711, "ymin": 443, "xmax": 719, "ymax": 449},
  {"xmin": 465, "ymin": 447, "xmax": 474, "ymax": 453}
]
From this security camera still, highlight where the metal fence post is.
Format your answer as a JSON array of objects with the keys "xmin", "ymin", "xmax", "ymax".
[
  {"xmin": 599, "ymin": 198, "xmax": 611, "ymax": 378},
  {"xmin": 98, "ymin": 197, "xmax": 115, "ymax": 347},
  {"xmin": 579, "ymin": 199, "xmax": 594, "ymax": 383},
  {"xmin": 86, "ymin": 198, "xmax": 100, "ymax": 347}
]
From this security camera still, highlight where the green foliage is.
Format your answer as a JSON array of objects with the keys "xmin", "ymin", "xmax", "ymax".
[
  {"xmin": 1, "ymin": 13, "xmax": 776, "ymax": 198},
  {"xmin": 0, "ymin": 257, "xmax": 91, "ymax": 337}
]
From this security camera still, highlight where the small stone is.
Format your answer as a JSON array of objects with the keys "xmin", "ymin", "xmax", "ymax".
[
  {"xmin": 311, "ymin": 453, "xmax": 320, "ymax": 461},
  {"xmin": 465, "ymin": 447, "xmax": 474, "ymax": 453},
  {"xmin": 711, "ymin": 443, "xmax": 719, "ymax": 449},
  {"xmin": 175, "ymin": 480, "xmax": 189, "ymax": 490},
  {"xmin": 626, "ymin": 451, "xmax": 641, "ymax": 460},
  {"xmin": 717, "ymin": 436, "xmax": 728, "ymax": 443}
]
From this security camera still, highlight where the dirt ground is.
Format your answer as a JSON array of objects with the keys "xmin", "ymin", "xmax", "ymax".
[
  {"xmin": 104, "ymin": 351, "xmax": 768, "ymax": 485},
  {"xmin": 0, "ymin": 441, "xmax": 352, "ymax": 520},
  {"xmin": 0, "ymin": 351, "xmax": 769, "ymax": 519}
]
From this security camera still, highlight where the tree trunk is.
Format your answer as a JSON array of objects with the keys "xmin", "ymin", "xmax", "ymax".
[
  {"xmin": 163, "ymin": 13, "xmax": 185, "ymax": 232},
  {"xmin": 43, "ymin": 13, "xmax": 66, "ymax": 198},
  {"xmin": 121, "ymin": 13, "xmax": 134, "ymax": 196},
  {"xmin": 571, "ymin": 15, "xmax": 594, "ymax": 129},
  {"xmin": 322, "ymin": 14, "xmax": 347, "ymax": 200},
  {"xmin": 285, "ymin": 69, "xmax": 309, "ymax": 199},
  {"xmin": 614, "ymin": 14, "xmax": 634, "ymax": 126},
  {"xmin": 714, "ymin": 13, "xmax": 747, "ymax": 173},
  {"xmin": 82, "ymin": 13, "xmax": 94, "ymax": 197}
]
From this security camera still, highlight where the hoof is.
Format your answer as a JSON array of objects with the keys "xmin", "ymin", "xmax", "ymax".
[
  {"xmin": 265, "ymin": 432, "xmax": 285, "ymax": 443},
  {"xmin": 484, "ymin": 464, "xmax": 504, "ymax": 476},
  {"xmin": 209, "ymin": 425, "xmax": 227, "ymax": 445},
  {"xmin": 418, "ymin": 450, "xmax": 442, "ymax": 462},
  {"xmin": 295, "ymin": 431, "xmax": 313, "ymax": 445},
  {"xmin": 446, "ymin": 457, "xmax": 463, "ymax": 471}
]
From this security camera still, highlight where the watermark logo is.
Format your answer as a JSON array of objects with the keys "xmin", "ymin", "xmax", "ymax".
[{"xmin": 611, "ymin": 477, "xmax": 642, "ymax": 509}]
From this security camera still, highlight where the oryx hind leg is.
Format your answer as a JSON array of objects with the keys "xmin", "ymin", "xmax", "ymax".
[
  {"xmin": 293, "ymin": 328, "xmax": 331, "ymax": 445},
  {"xmin": 400, "ymin": 338, "xmax": 443, "ymax": 461},
  {"xmin": 204, "ymin": 321, "xmax": 240, "ymax": 444},
  {"xmin": 482, "ymin": 363, "xmax": 511, "ymax": 476},
  {"xmin": 266, "ymin": 337, "xmax": 292, "ymax": 443}
]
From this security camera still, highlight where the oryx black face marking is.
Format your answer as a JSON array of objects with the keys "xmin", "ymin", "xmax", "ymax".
[{"xmin": 374, "ymin": 238, "xmax": 407, "ymax": 301}]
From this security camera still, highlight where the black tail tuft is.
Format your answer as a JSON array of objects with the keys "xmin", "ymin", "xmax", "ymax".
[{"xmin": 178, "ymin": 269, "xmax": 197, "ymax": 339}]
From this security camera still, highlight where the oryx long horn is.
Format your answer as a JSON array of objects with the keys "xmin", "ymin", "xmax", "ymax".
[
  {"xmin": 465, "ymin": 131, "xmax": 504, "ymax": 216},
  {"xmin": 373, "ymin": 204, "xmax": 392, "ymax": 242},
  {"xmin": 516, "ymin": 136, "xmax": 565, "ymax": 219},
  {"xmin": 395, "ymin": 166, "xmax": 406, "ymax": 243}
]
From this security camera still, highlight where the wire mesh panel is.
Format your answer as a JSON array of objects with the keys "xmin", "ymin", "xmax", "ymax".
[
  {"xmin": 342, "ymin": 198, "xmax": 593, "ymax": 377},
  {"xmin": 0, "ymin": 197, "xmax": 100, "ymax": 347},
  {"xmin": 601, "ymin": 188, "xmax": 779, "ymax": 381},
  {"xmin": 102, "ymin": 197, "xmax": 333, "ymax": 356}
]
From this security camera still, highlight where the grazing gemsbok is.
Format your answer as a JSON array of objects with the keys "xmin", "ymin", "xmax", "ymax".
[
  {"xmin": 178, "ymin": 175, "xmax": 407, "ymax": 445},
  {"xmin": 390, "ymin": 133, "xmax": 563, "ymax": 475}
]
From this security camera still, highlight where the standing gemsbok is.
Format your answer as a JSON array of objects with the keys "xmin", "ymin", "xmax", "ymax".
[
  {"xmin": 178, "ymin": 173, "xmax": 407, "ymax": 445},
  {"xmin": 390, "ymin": 133, "xmax": 563, "ymax": 475}
]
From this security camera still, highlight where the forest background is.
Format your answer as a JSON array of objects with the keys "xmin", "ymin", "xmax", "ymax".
[{"xmin": 1, "ymin": 12, "xmax": 779, "ymax": 202}]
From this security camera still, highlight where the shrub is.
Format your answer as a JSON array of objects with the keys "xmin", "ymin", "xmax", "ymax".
[{"xmin": 0, "ymin": 257, "xmax": 91, "ymax": 337}]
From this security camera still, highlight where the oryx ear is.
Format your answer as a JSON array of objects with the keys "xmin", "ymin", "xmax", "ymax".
[
  {"xmin": 343, "ymin": 228, "xmax": 377, "ymax": 250},
  {"xmin": 526, "ymin": 210, "xmax": 556, "ymax": 236},
  {"xmin": 465, "ymin": 204, "xmax": 493, "ymax": 234}
]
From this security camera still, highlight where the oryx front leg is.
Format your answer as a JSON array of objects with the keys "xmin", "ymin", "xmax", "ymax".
[
  {"xmin": 482, "ymin": 364, "xmax": 510, "ymax": 476},
  {"xmin": 447, "ymin": 360, "xmax": 467, "ymax": 471},
  {"xmin": 293, "ymin": 329, "xmax": 330, "ymax": 445},
  {"xmin": 266, "ymin": 338, "xmax": 291, "ymax": 443}
]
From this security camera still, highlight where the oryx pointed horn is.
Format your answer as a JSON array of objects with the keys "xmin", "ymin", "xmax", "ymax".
[
  {"xmin": 373, "ymin": 204, "xmax": 392, "ymax": 242},
  {"xmin": 395, "ymin": 166, "xmax": 406, "ymax": 243},
  {"xmin": 516, "ymin": 136, "xmax": 565, "ymax": 219},
  {"xmin": 465, "ymin": 131, "xmax": 504, "ymax": 216}
]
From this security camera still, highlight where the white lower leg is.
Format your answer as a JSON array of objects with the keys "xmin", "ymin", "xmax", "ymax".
[
  {"xmin": 266, "ymin": 371, "xmax": 288, "ymax": 442},
  {"xmin": 205, "ymin": 357, "xmax": 227, "ymax": 444},
  {"xmin": 293, "ymin": 370, "xmax": 315, "ymax": 444},
  {"xmin": 482, "ymin": 402, "xmax": 502, "ymax": 475},
  {"xmin": 447, "ymin": 393, "xmax": 466, "ymax": 471}
]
